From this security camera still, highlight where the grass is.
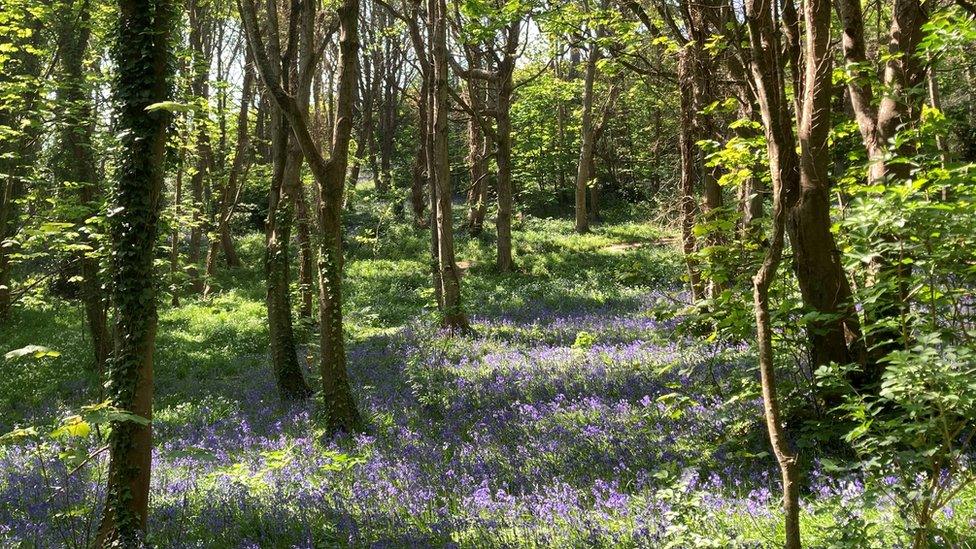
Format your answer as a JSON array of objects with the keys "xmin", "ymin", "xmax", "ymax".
[{"xmin": 1, "ymin": 189, "xmax": 974, "ymax": 547}]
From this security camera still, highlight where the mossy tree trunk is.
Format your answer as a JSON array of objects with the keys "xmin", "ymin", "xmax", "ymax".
[
  {"xmin": 266, "ymin": 108, "xmax": 313, "ymax": 401},
  {"xmin": 94, "ymin": 0, "xmax": 174, "ymax": 543},
  {"xmin": 241, "ymin": 0, "xmax": 364, "ymax": 431}
]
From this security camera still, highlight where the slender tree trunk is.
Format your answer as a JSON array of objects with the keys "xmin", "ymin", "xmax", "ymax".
[
  {"xmin": 94, "ymin": 0, "xmax": 174, "ymax": 543},
  {"xmin": 411, "ymin": 88, "xmax": 429, "ymax": 227},
  {"xmin": 295, "ymin": 188, "xmax": 315, "ymax": 320},
  {"xmin": 464, "ymin": 50, "xmax": 489, "ymax": 234},
  {"xmin": 266, "ymin": 112, "xmax": 313, "ymax": 400},
  {"xmin": 311, "ymin": 0, "xmax": 364, "ymax": 431},
  {"xmin": 678, "ymin": 49, "xmax": 704, "ymax": 301},
  {"xmin": 431, "ymin": 0, "xmax": 469, "ymax": 328},
  {"xmin": 575, "ymin": 38, "xmax": 599, "ymax": 234},
  {"xmin": 187, "ymin": 0, "xmax": 213, "ymax": 295},
  {"xmin": 55, "ymin": 2, "xmax": 111, "ymax": 370},
  {"xmin": 241, "ymin": 0, "xmax": 363, "ymax": 430},
  {"xmin": 736, "ymin": 101, "xmax": 763, "ymax": 235},
  {"xmin": 744, "ymin": 0, "xmax": 802, "ymax": 544},
  {"xmin": 494, "ymin": 87, "xmax": 514, "ymax": 273},
  {"xmin": 926, "ymin": 61, "xmax": 948, "ymax": 170},
  {"xmin": 169, "ymin": 146, "xmax": 185, "ymax": 307}
]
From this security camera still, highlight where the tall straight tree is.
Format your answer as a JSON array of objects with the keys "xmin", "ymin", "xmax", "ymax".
[
  {"xmin": 462, "ymin": 44, "xmax": 490, "ymax": 235},
  {"xmin": 573, "ymin": 2, "xmax": 618, "ymax": 233},
  {"xmin": 53, "ymin": 0, "xmax": 111, "ymax": 371},
  {"xmin": 245, "ymin": 0, "xmax": 314, "ymax": 400},
  {"xmin": 94, "ymin": 0, "xmax": 174, "ymax": 543},
  {"xmin": 449, "ymin": 5, "xmax": 528, "ymax": 272},
  {"xmin": 241, "ymin": 0, "xmax": 364, "ymax": 430},
  {"xmin": 430, "ymin": 0, "xmax": 470, "ymax": 330},
  {"xmin": 186, "ymin": 0, "xmax": 216, "ymax": 294}
]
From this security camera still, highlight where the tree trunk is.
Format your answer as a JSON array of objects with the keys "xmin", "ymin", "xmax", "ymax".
[
  {"xmin": 790, "ymin": 0, "xmax": 861, "ymax": 372},
  {"xmin": 837, "ymin": 0, "xmax": 924, "ymax": 375},
  {"xmin": 678, "ymin": 49, "xmax": 704, "ymax": 301},
  {"xmin": 464, "ymin": 49, "xmax": 489, "ymax": 235},
  {"xmin": 266, "ymin": 112, "xmax": 313, "ymax": 401},
  {"xmin": 574, "ymin": 38, "xmax": 599, "ymax": 234},
  {"xmin": 411, "ymin": 88, "xmax": 429, "ymax": 227},
  {"xmin": 431, "ymin": 0, "xmax": 469, "ymax": 329},
  {"xmin": 736, "ymin": 102, "xmax": 763, "ymax": 236},
  {"xmin": 240, "ymin": 0, "xmax": 364, "ymax": 431},
  {"xmin": 169, "ymin": 146, "xmax": 185, "ymax": 307},
  {"xmin": 94, "ymin": 0, "xmax": 174, "ymax": 543},
  {"xmin": 54, "ymin": 2, "xmax": 111, "ymax": 370},
  {"xmin": 494, "ymin": 87, "xmax": 515, "ymax": 273},
  {"xmin": 187, "ymin": 0, "xmax": 213, "ymax": 295},
  {"xmin": 743, "ymin": 0, "xmax": 802, "ymax": 544},
  {"xmin": 296, "ymin": 188, "xmax": 315, "ymax": 320},
  {"xmin": 312, "ymin": 0, "xmax": 364, "ymax": 431}
]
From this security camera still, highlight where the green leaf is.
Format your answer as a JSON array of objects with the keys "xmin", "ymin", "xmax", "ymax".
[
  {"xmin": 145, "ymin": 101, "xmax": 192, "ymax": 113},
  {"xmin": 5, "ymin": 345, "xmax": 61, "ymax": 361}
]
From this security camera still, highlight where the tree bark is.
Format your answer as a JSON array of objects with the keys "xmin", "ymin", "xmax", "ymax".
[
  {"xmin": 678, "ymin": 49, "xmax": 704, "ymax": 301},
  {"xmin": 54, "ymin": 2, "xmax": 112, "ymax": 370},
  {"xmin": 836, "ymin": 0, "xmax": 926, "ymax": 373},
  {"xmin": 94, "ymin": 0, "xmax": 174, "ymax": 543},
  {"xmin": 187, "ymin": 0, "xmax": 214, "ymax": 294},
  {"xmin": 266, "ymin": 110, "xmax": 313, "ymax": 400},
  {"xmin": 494, "ymin": 82, "xmax": 515, "ymax": 273},
  {"xmin": 295, "ymin": 186, "xmax": 315, "ymax": 320},
  {"xmin": 464, "ymin": 48, "xmax": 489, "ymax": 235},
  {"xmin": 790, "ymin": 0, "xmax": 862, "ymax": 372},
  {"xmin": 431, "ymin": 0, "xmax": 470, "ymax": 329},
  {"xmin": 240, "ymin": 0, "xmax": 364, "ymax": 431},
  {"xmin": 743, "ymin": 0, "xmax": 801, "ymax": 544},
  {"xmin": 574, "ymin": 38, "xmax": 599, "ymax": 234}
]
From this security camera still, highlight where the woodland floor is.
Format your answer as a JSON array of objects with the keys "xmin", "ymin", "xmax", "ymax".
[{"xmin": 1, "ymin": 189, "xmax": 975, "ymax": 547}]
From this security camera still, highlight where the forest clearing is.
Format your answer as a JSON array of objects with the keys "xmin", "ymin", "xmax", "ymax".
[{"xmin": 1, "ymin": 0, "xmax": 976, "ymax": 546}]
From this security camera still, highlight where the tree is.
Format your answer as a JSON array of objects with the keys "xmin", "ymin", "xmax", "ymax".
[
  {"xmin": 574, "ymin": 2, "xmax": 618, "ymax": 233},
  {"xmin": 837, "ymin": 0, "xmax": 930, "ymax": 372},
  {"xmin": 743, "ymin": 0, "xmax": 802, "ymax": 542},
  {"xmin": 0, "ymin": 3, "xmax": 44, "ymax": 325},
  {"xmin": 430, "ymin": 0, "xmax": 471, "ymax": 330},
  {"xmin": 186, "ymin": 0, "xmax": 217, "ymax": 294},
  {"xmin": 94, "ymin": 0, "xmax": 175, "ymax": 542},
  {"xmin": 241, "ymin": 0, "xmax": 364, "ymax": 431},
  {"xmin": 52, "ymin": 0, "xmax": 111, "ymax": 371},
  {"xmin": 450, "ymin": 1, "xmax": 533, "ymax": 273}
]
